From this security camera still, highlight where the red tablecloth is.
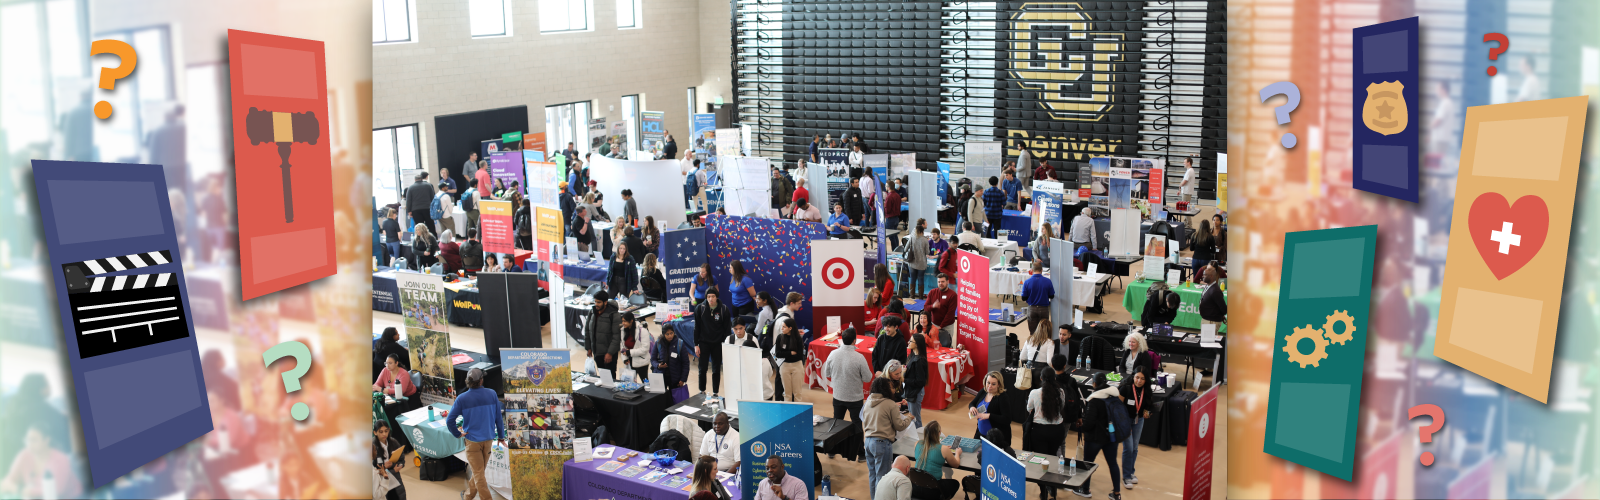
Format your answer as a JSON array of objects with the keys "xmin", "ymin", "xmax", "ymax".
[
  {"xmin": 513, "ymin": 249, "xmax": 534, "ymax": 268},
  {"xmin": 804, "ymin": 335, "xmax": 973, "ymax": 411}
]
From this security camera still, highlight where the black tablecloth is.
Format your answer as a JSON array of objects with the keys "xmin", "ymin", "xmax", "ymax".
[
  {"xmin": 576, "ymin": 384, "xmax": 674, "ymax": 451},
  {"xmin": 446, "ymin": 287, "xmax": 482, "ymax": 328}
]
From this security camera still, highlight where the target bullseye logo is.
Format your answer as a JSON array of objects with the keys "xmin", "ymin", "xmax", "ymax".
[
  {"xmin": 822, "ymin": 257, "xmax": 854, "ymax": 290},
  {"xmin": 958, "ymin": 255, "xmax": 972, "ymax": 273}
]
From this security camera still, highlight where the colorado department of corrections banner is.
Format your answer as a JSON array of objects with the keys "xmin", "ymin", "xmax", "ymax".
[
  {"xmin": 500, "ymin": 348, "xmax": 573, "ymax": 500},
  {"xmin": 738, "ymin": 401, "xmax": 815, "ymax": 500}
]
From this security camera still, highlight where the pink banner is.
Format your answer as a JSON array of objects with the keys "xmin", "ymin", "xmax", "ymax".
[{"xmin": 955, "ymin": 249, "xmax": 989, "ymax": 391}]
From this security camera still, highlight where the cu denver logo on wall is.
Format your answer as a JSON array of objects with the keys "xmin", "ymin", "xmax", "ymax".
[
  {"xmin": 750, "ymin": 441, "xmax": 768, "ymax": 458},
  {"xmin": 986, "ymin": 464, "xmax": 997, "ymax": 482},
  {"xmin": 1006, "ymin": 2, "xmax": 1127, "ymax": 122},
  {"xmin": 958, "ymin": 255, "xmax": 972, "ymax": 274}
]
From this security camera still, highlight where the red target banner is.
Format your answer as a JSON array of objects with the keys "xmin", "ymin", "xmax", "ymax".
[{"xmin": 810, "ymin": 240, "xmax": 864, "ymax": 334}]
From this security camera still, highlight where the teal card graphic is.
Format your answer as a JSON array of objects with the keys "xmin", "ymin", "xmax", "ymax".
[{"xmin": 1264, "ymin": 225, "xmax": 1377, "ymax": 481}]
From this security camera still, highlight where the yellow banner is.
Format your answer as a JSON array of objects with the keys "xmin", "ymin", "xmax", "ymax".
[
  {"xmin": 480, "ymin": 200, "xmax": 512, "ymax": 217},
  {"xmin": 536, "ymin": 206, "xmax": 563, "ymax": 249}
]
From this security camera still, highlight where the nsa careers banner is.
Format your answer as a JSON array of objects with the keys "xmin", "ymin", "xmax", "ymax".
[
  {"xmin": 739, "ymin": 401, "xmax": 815, "ymax": 500},
  {"xmin": 981, "ymin": 437, "xmax": 1024, "ymax": 500}
]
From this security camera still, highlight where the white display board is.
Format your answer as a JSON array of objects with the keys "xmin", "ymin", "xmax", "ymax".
[
  {"xmin": 587, "ymin": 155, "xmax": 689, "ymax": 228},
  {"xmin": 907, "ymin": 170, "xmax": 939, "ymax": 233},
  {"xmin": 719, "ymin": 343, "xmax": 766, "ymax": 404},
  {"xmin": 1143, "ymin": 234, "xmax": 1168, "ymax": 280},
  {"xmin": 964, "ymin": 141, "xmax": 1003, "ymax": 180},
  {"xmin": 722, "ymin": 157, "xmax": 774, "ymax": 217}
]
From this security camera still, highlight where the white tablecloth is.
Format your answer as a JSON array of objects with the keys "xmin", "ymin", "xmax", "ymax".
[
  {"xmin": 979, "ymin": 238, "xmax": 1021, "ymax": 264},
  {"xmin": 989, "ymin": 264, "xmax": 1099, "ymax": 306}
]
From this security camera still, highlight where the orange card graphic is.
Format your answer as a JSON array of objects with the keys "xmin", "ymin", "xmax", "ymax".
[{"xmin": 1435, "ymin": 96, "xmax": 1587, "ymax": 402}]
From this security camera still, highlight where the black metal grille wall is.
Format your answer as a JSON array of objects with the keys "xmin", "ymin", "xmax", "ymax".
[{"xmin": 774, "ymin": 1, "xmax": 944, "ymax": 168}]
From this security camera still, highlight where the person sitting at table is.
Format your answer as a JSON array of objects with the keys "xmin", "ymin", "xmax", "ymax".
[
  {"xmin": 967, "ymin": 371, "xmax": 1011, "ymax": 443},
  {"xmin": 690, "ymin": 455, "xmax": 731, "ymax": 500},
  {"xmin": 913, "ymin": 421, "xmax": 963, "ymax": 499},
  {"xmin": 775, "ymin": 317, "xmax": 807, "ymax": 402},
  {"xmin": 585, "ymin": 290, "xmax": 624, "ymax": 377},
  {"xmin": 651, "ymin": 322, "xmax": 693, "ymax": 403},
  {"xmin": 1119, "ymin": 331, "xmax": 1157, "ymax": 383},
  {"xmin": 1080, "ymin": 384, "xmax": 1125, "ymax": 500},
  {"xmin": 439, "ymin": 229, "xmax": 465, "ymax": 274},
  {"xmin": 1119, "ymin": 367, "xmax": 1155, "ymax": 490},
  {"xmin": 756, "ymin": 456, "xmax": 808, "ymax": 500},
  {"xmin": 461, "ymin": 229, "xmax": 484, "ymax": 274},
  {"xmin": 373, "ymin": 353, "xmax": 417, "ymax": 399},
  {"xmin": 864, "ymin": 377, "xmax": 915, "ymax": 494},
  {"xmin": 822, "ymin": 327, "xmax": 874, "ymax": 425},
  {"xmin": 874, "ymin": 263, "xmax": 896, "ymax": 301},
  {"xmin": 728, "ymin": 260, "xmax": 758, "ymax": 317},
  {"xmin": 876, "ymin": 455, "xmax": 914, "ymax": 500},
  {"xmin": 372, "ymin": 419, "xmax": 407, "ymax": 500},
  {"xmin": 929, "ymin": 227, "xmax": 949, "ymax": 256},
  {"xmin": 695, "ymin": 289, "xmax": 733, "ymax": 397},
  {"xmin": 605, "ymin": 250, "xmax": 639, "ymax": 300},
  {"xmin": 372, "ymin": 327, "xmax": 410, "ymax": 380},
  {"xmin": 639, "ymin": 253, "xmax": 666, "ymax": 301},
  {"xmin": 1030, "ymin": 222, "xmax": 1056, "ymax": 268},
  {"xmin": 448, "ymin": 368, "xmax": 505, "ymax": 500},
  {"xmin": 411, "ymin": 223, "xmax": 437, "ymax": 270},
  {"xmin": 478, "ymin": 253, "xmax": 500, "ymax": 273},
  {"xmin": 1022, "ymin": 260, "xmax": 1055, "ymax": 335},
  {"xmin": 689, "ymin": 263, "xmax": 712, "ymax": 305},
  {"xmin": 827, "ymin": 203, "xmax": 854, "ymax": 238},
  {"xmin": 0, "ymin": 423, "xmax": 81, "ymax": 500},
  {"xmin": 618, "ymin": 312, "xmax": 652, "ymax": 382},
  {"xmin": 700, "ymin": 412, "xmax": 742, "ymax": 472},
  {"xmin": 1026, "ymin": 369, "xmax": 1069, "ymax": 500},
  {"xmin": 926, "ymin": 273, "xmax": 958, "ymax": 348},
  {"xmin": 863, "ymin": 287, "xmax": 884, "ymax": 329},
  {"xmin": 1141, "ymin": 281, "xmax": 1181, "ymax": 327},
  {"xmin": 873, "ymin": 316, "xmax": 909, "ymax": 375},
  {"xmin": 911, "ymin": 312, "xmax": 942, "ymax": 351},
  {"xmin": 956, "ymin": 221, "xmax": 983, "ymax": 250},
  {"xmin": 791, "ymin": 197, "xmax": 822, "ymax": 223}
]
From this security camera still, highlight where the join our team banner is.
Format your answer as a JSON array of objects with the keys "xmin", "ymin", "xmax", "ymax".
[
  {"xmin": 480, "ymin": 200, "xmax": 514, "ymax": 254},
  {"xmin": 397, "ymin": 272, "xmax": 456, "ymax": 406},
  {"xmin": 738, "ymin": 401, "xmax": 815, "ymax": 500},
  {"xmin": 810, "ymin": 239, "xmax": 865, "ymax": 334},
  {"xmin": 980, "ymin": 437, "xmax": 1025, "ymax": 500},
  {"xmin": 662, "ymin": 227, "xmax": 707, "ymax": 302},
  {"xmin": 956, "ymin": 249, "xmax": 991, "ymax": 391}
]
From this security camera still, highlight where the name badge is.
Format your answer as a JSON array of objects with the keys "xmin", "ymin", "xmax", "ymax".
[{"xmin": 671, "ymin": 352, "xmax": 678, "ymax": 358}]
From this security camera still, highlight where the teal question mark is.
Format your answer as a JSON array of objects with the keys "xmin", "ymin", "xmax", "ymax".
[{"xmin": 263, "ymin": 341, "xmax": 313, "ymax": 421}]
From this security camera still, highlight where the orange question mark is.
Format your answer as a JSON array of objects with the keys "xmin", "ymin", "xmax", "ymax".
[{"xmin": 88, "ymin": 40, "xmax": 138, "ymax": 120}]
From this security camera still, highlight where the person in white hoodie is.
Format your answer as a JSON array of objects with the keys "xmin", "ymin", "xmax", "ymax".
[
  {"xmin": 617, "ymin": 313, "xmax": 653, "ymax": 382},
  {"xmin": 1074, "ymin": 385, "xmax": 1125, "ymax": 500}
]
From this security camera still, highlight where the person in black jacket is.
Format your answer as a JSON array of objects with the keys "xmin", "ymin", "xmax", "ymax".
[
  {"xmin": 1051, "ymin": 354, "xmax": 1086, "ymax": 427},
  {"xmin": 1198, "ymin": 265, "xmax": 1227, "ymax": 325},
  {"xmin": 844, "ymin": 176, "xmax": 866, "ymax": 225},
  {"xmin": 1118, "ymin": 332, "xmax": 1158, "ymax": 383},
  {"xmin": 967, "ymin": 372, "xmax": 1012, "ymax": 443},
  {"xmin": 605, "ymin": 251, "xmax": 638, "ymax": 299},
  {"xmin": 1140, "ymin": 282, "xmax": 1181, "ymax": 327},
  {"xmin": 559, "ymin": 182, "xmax": 576, "ymax": 226},
  {"xmin": 1080, "ymin": 384, "xmax": 1125, "ymax": 500},
  {"xmin": 662, "ymin": 134, "xmax": 679, "ymax": 160},
  {"xmin": 872, "ymin": 316, "xmax": 908, "ymax": 375},
  {"xmin": 773, "ymin": 317, "xmax": 807, "ymax": 402},
  {"xmin": 904, "ymin": 333, "xmax": 930, "ymax": 428},
  {"xmin": 695, "ymin": 289, "xmax": 733, "ymax": 397},
  {"xmin": 585, "ymin": 291, "xmax": 623, "ymax": 377},
  {"xmin": 373, "ymin": 327, "xmax": 411, "ymax": 383},
  {"xmin": 621, "ymin": 225, "xmax": 648, "ymax": 265}
]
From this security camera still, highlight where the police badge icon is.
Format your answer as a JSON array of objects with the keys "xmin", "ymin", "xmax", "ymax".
[{"xmin": 1362, "ymin": 81, "xmax": 1408, "ymax": 135}]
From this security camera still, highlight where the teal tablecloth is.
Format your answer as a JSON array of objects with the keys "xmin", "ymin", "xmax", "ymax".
[{"xmin": 397, "ymin": 403, "xmax": 467, "ymax": 458}]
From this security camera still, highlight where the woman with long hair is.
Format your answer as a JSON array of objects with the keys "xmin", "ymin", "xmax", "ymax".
[
  {"xmin": 689, "ymin": 263, "xmax": 712, "ymax": 305},
  {"xmin": 1211, "ymin": 213, "xmax": 1227, "ymax": 265},
  {"xmin": 1189, "ymin": 218, "xmax": 1217, "ymax": 276},
  {"xmin": 774, "ymin": 317, "xmax": 807, "ymax": 402},
  {"xmin": 639, "ymin": 253, "xmax": 665, "ymax": 301},
  {"xmin": 411, "ymin": 223, "xmax": 437, "ymax": 269},
  {"xmin": 1026, "ymin": 370, "xmax": 1068, "ymax": 500},
  {"xmin": 863, "ymin": 287, "xmax": 884, "ymax": 328},
  {"xmin": 1119, "ymin": 368, "xmax": 1154, "ymax": 490},
  {"xmin": 905, "ymin": 333, "xmax": 930, "ymax": 427},
  {"xmin": 728, "ymin": 260, "xmax": 757, "ymax": 316},
  {"xmin": 1021, "ymin": 322, "xmax": 1057, "ymax": 373},
  {"xmin": 754, "ymin": 291, "xmax": 780, "ymax": 348},
  {"xmin": 913, "ymin": 420, "xmax": 963, "ymax": 499},
  {"xmin": 373, "ymin": 419, "xmax": 407, "ymax": 500},
  {"xmin": 1030, "ymin": 222, "xmax": 1055, "ymax": 268},
  {"xmin": 874, "ymin": 263, "xmax": 895, "ymax": 300},
  {"xmin": 689, "ymin": 455, "xmax": 728, "ymax": 499},
  {"xmin": 906, "ymin": 218, "xmax": 931, "ymax": 298},
  {"xmin": 642, "ymin": 215, "xmax": 661, "ymax": 254}
]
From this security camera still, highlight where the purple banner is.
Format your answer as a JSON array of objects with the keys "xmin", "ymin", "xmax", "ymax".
[{"xmin": 490, "ymin": 150, "xmax": 525, "ymax": 194}]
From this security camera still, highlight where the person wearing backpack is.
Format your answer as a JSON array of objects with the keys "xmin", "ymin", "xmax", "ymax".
[
  {"xmin": 683, "ymin": 159, "xmax": 702, "ymax": 210},
  {"xmin": 431, "ymin": 182, "xmax": 455, "ymax": 236},
  {"xmin": 461, "ymin": 178, "xmax": 480, "ymax": 235},
  {"xmin": 1079, "ymin": 384, "xmax": 1127, "ymax": 500},
  {"xmin": 1141, "ymin": 282, "xmax": 1181, "ymax": 327},
  {"xmin": 514, "ymin": 199, "xmax": 533, "ymax": 250}
]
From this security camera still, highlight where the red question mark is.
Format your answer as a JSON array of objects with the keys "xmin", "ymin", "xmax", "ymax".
[
  {"xmin": 1409, "ymin": 404, "xmax": 1445, "ymax": 466},
  {"xmin": 1484, "ymin": 33, "xmax": 1510, "ymax": 76}
]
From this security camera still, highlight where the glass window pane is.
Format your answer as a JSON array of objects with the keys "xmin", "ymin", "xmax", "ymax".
[
  {"xmin": 47, "ymin": 0, "xmax": 83, "ymax": 80},
  {"xmin": 569, "ymin": 0, "xmax": 586, "ymax": 30},
  {"xmin": 373, "ymin": 0, "xmax": 386, "ymax": 41},
  {"xmin": 540, "ymin": 0, "xmax": 566, "ymax": 32},
  {"xmin": 372, "ymin": 129, "xmax": 398, "ymax": 205},
  {"xmin": 184, "ymin": 65, "xmax": 227, "ymax": 180},
  {"xmin": 133, "ymin": 29, "xmax": 170, "ymax": 101},
  {"xmin": 396, "ymin": 125, "xmax": 419, "ymax": 171},
  {"xmin": 616, "ymin": 0, "xmax": 633, "ymax": 27},
  {"xmin": 470, "ymin": 0, "xmax": 506, "ymax": 36},
  {"xmin": 384, "ymin": 0, "xmax": 411, "ymax": 42}
]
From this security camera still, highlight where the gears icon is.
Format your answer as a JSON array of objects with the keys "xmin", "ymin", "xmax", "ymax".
[
  {"xmin": 1324, "ymin": 310, "xmax": 1357, "ymax": 345},
  {"xmin": 1284, "ymin": 324, "xmax": 1330, "ymax": 368}
]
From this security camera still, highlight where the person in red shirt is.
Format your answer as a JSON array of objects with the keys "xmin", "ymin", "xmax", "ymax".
[
  {"xmin": 864, "ymin": 287, "xmax": 885, "ymax": 329},
  {"xmin": 1034, "ymin": 159, "xmax": 1056, "ymax": 183},
  {"xmin": 924, "ymin": 273, "xmax": 958, "ymax": 348},
  {"xmin": 793, "ymin": 178, "xmax": 811, "ymax": 206},
  {"xmin": 936, "ymin": 235, "xmax": 960, "ymax": 279},
  {"xmin": 874, "ymin": 263, "xmax": 895, "ymax": 301},
  {"xmin": 883, "ymin": 188, "xmax": 904, "ymax": 249}
]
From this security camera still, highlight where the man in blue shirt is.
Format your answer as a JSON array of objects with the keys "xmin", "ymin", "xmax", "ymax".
[
  {"xmin": 1021, "ymin": 260, "xmax": 1055, "ymax": 335},
  {"xmin": 448, "ymin": 368, "xmax": 505, "ymax": 500},
  {"xmin": 438, "ymin": 167, "xmax": 457, "ymax": 195},
  {"xmin": 827, "ymin": 203, "xmax": 854, "ymax": 238},
  {"xmin": 982, "ymin": 176, "xmax": 1007, "ymax": 238},
  {"xmin": 1001, "ymin": 169, "xmax": 1023, "ymax": 209}
]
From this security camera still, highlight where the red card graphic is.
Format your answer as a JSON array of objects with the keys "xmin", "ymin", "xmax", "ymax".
[
  {"xmin": 227, "ymin": 30, "xmax": 337, "ymax": 300},
  {"xmin": 1468, "ymin": 192, "xmax": 1548, "ymax": 280}
]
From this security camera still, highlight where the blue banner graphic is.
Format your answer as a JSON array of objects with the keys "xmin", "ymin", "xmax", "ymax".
[
  {"xmin": 662, "ymin": 227, "xmax": 707, "ymax": 302},
  {"xmin": 738, "ymin": 401, "xmax": 815, "ymax": 500},
  {"xmin": 1351, "ymin": 16, "xmax": 1419, "ymax": 202},
  {"xmin": 980, "ymin": 437, "xmax": 1025, "ymax": 500}
]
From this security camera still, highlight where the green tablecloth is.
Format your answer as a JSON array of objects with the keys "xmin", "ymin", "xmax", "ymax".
[
  {"xmin": 1122, "ymin": 279, "xmax": 1228, "ymax": 332},
  {"xmin": 397, "ymin": 403, "xmax": 467, "ymax": 458}
]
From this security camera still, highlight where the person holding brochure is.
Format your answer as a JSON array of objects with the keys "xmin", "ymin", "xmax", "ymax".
[
  {"xmin": 618, "ymin": 312, "xmax": 652, "ymax": 382},
  {"xmin": 651, "ymin": 324, "xmax": 693, "ymax": 402}
]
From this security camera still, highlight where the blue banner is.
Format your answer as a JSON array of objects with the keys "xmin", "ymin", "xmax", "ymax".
[
  {"xmin": 1351, "ymin": 16, "xmax": 1419, "ymax": 202},
  {"xmin": 662, "ymin": 227, "xmax": 707, "ymax": 302},
  {"xmin": 692, "ymin": 113, "xmax": 718, "ymax": 155},
  {"xmin": 876, "ymin": 186, "xmax": 887, "ymax": 264},
  {"xmin": 706, "ymin": 215, "xmax": 827, "ymax": 333},
  {"xmin": 981, "ymin": 437, "xmax": 1025, "ymax": 500},
  {"xmin": 937, "ymin": 161, "xmax": 951, "ymax": 205},
  {"xmin": 738, "ymin": 401, "xmax": 815, "ymax": 500}
]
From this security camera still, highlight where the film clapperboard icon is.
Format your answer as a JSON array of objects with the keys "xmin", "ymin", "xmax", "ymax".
[{"xmin": 61, "ymin": 250, "xmax": 191, "ymax": 358}]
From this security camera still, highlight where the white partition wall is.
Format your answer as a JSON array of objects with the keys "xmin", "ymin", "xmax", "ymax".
[
  {"xmin": 908, "ymin": 171, "xmax": 939, "ymax": 232},
  {"xmin": 588, "ymin": 155, "xmax": 689, "ymax": 228}
]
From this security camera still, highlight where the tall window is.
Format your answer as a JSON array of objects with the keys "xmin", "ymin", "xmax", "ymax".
[
  {"xmin": 686, "ymin": 87, "xmax": 697, "ymax": 132},
  {"xmin": 373, "ymin": 125, "xmax": 422, "ymax": 206},
  {"xmin": 470, "ymin": 0, "xmax": 511, "ymax": 37},
  {"xmin": 539, "ymin": 0, "xmax": 591, "ymax": 33},
  {"xmin": 616, "ymin": 0, "xmax": 641, "ymax": 29},
  {"xmin": 2, "ymin": 0, "xmax": 88, "ymax": 159},
  {"xmin": 621, "ymin": 94, "xmax": 640, "ymax": 151},
  {"xmin": 91, "ymin": 25, "xmax": 174, "ymax": 164},
  {"xmin": 373, "ymin": 0, "xmax": 415, "ymax": 43},
  {"xmin": 544, "ymin": 101, "xmax": 592, "ymax": 159}
]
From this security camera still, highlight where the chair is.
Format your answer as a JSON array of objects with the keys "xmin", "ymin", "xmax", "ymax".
[{"xmin": 572, "ymin": 393, "xmax": 603, "ymax": 439}]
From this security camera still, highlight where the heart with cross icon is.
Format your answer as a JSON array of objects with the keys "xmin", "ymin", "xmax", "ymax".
[{"xmin": 1468, "ymin": 192, "xmax": 1549, "ymax": 280}]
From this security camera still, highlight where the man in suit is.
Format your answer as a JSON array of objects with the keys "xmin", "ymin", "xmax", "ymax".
[{"xmin": 1198, "ymin": 265, "xmax": 1226, "ymax": 327}]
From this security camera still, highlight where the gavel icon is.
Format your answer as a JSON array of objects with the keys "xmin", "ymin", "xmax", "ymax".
[{"xmin": 244, "ymin": 107, "xmax": 320, "ymax": 223}]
